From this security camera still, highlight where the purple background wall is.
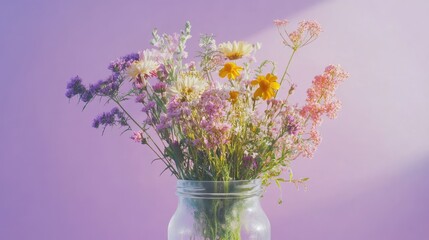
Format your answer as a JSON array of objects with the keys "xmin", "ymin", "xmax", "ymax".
[{"xmin": 1, "ymin": 0, "xmax": 429, "ymax": 239}]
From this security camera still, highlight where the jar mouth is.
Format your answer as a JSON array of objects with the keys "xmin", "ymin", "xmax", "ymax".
[
  {"xmin": 176, "ymin": 179, "xmax": 263, "ymax": 199},
  {"xmin": 177, "ymin": 179, "xmax": 262, "ymax": 184}
]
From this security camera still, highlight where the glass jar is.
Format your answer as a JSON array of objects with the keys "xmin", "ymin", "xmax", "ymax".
[{"xmin": 168, "ymin": 179, "xmax": 271, "ymax": 240}]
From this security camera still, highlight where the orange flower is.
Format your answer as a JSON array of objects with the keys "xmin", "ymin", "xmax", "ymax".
[
  {"xmin": 251, "ymin": 73, "xmax": 280, "ymax": 100},
  {"xmin": 219, "ymin": 62, "xmax": 243, "ymax": 80},
  {"xmin": 229, "ymin": 91, "xmax": 240, "ymax": 104}
]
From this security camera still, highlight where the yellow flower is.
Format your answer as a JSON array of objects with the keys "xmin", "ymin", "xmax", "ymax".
[
  {"xmin": 218, "ymin": 41, "xmax": 253, "ymax": 60},
  {"xmin": 251, "ymin": 73, "xmax": 280, "ymax": 100},
  {"xmin": 219, "ymin": 62, "xmax": 243, "ymax": 80},
  {"xmin": 229, "ymin": 91, "xmax": 240, "ymax": 104}
]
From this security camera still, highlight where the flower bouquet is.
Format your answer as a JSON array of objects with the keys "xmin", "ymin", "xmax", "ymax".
[{"xmin": 66, "ymin": 19, "xmax": 348, "ymax": 240}]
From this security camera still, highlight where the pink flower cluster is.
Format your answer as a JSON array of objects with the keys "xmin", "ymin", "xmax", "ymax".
[
  {"xmin": 276, "ymin": 20, "xmax": 322, "ymax": 50},
  {"xmin": 196, "ymin": 89, "xmax": 231, "ymax": 149},
  {"xmin": 159, "ymin": 89, "xmax": 233, "ymax": 150},
  {"xmin": 299, "ymin": 65, "xmax": 349, "ymax": 156},
  {"xmin": 267, "ymin": 103, "xmax": 308, "ymax": 158},
  {"xmin": 301, "ymin": 65, "xmax": 349, "ymax": 124},
  {"xmin": 157, "ymin": 97, "xmax": 190, "ymax": 132},
  {"xmin": 131, "ymin": 131, "xmax": 146, "ymax": 144},
  {"xmin": 273, "ymin": 19, "xmax": 289, "ymax": 27},
  {"xmin": 299, "ymin": 21, "xmax": 322, "ymax": 37}
]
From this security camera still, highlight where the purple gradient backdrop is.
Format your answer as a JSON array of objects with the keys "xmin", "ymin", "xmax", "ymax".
[{"xmin": 1, "ymin": 0, "xmax": 429, "ymax": 239}]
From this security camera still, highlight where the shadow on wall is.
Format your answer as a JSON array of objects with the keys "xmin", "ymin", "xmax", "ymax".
[{"xmin": 275, "ymin": 155, "xmax": 429, "ymax": 240}]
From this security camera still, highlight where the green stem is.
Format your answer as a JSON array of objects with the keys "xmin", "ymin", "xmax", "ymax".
[
  {"xmin": 112, "ymin": 99, "xmax": 174, "ymax": 171},
  {"xmin": 143, "ymin": 86, "xmax": 168, "ymax": 150},
  {"xmin": 275, "ymin": 49, "xmax": 297, "ymax": 98}
]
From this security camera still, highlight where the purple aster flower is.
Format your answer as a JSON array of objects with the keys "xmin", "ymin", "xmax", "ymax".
[
  {"xmin": 80, "ymin": 90, "xmax": 93, "ymax": 103},
  {"xmin": 65, "ymin": 76, "xmax": 87, "ymax": 98},
  {"xmin": 135, "ymin": 93, "xmax": 146, "ymax": 103},
  {"xmin": 112, "ymin": 108, "xmax": 128, "ymax": 127},
  {"xmin": 152, "ymin": 82, "xmax": 167, "ymax": 93},
  {"xmin": 155, "ymin": 114, "xmax": 171, "ymax": 131},
  {"xmin": 243, "ymin": 156, "xmax": 258, "ymax": 169},
  {"xmin": 285, "ymin": 115, "xmax": 300, "ymax": 135},
  {"xmin": 144, "ymin": 117, "xmax": 155, "ymax": 126},
  {"xmin": 88, "ymin": 80, "xmax": 103, "ymax": 95},
  {"xmin": 92, "ymin": 107, "xmax": 128, "ymax": 129},
  {"xmin": 122, "ymin": 53, "xmax": 140, "ymax": 62},
  {"xmin": 108, "ymin": 53, "xmax": 139, "ymax": 72},
  {"xmin": 142, "ymin": 101, "xmax": 156, "ymax": 113},
  {"xmin": 88, "ymin": 75, "xmax": 120, "ymax": 97}
]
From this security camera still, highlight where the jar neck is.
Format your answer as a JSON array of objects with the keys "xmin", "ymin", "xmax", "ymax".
[{"xmin": 176, "ymin": 179, "xmax": 263, "ymax": 199}]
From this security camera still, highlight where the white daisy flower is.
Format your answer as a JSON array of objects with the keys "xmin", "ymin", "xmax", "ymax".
[
  {"xmin": 168, "ymin": 72, "xmax": 208, "ymax": 101},
  {"xmin": 127, "ymin": 50, "xmax": 160, "ymax": 79},
  {"xmin": 218, "ymin": 41, "xmax": 253, "ymax": 60}
]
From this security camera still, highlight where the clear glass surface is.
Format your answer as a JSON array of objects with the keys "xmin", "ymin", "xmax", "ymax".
[{"xmin": 168, "ymin": 179, "xmax": 271, "ymax": 240}]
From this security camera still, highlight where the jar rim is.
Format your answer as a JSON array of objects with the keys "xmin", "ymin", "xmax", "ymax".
[
  {"xmin": 176, "ymin": 179, "xmax": 263, "ymax": 199},
  {"xmin": 176, "ymin": 179, "xmax": 262, "ymax": 184}
]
